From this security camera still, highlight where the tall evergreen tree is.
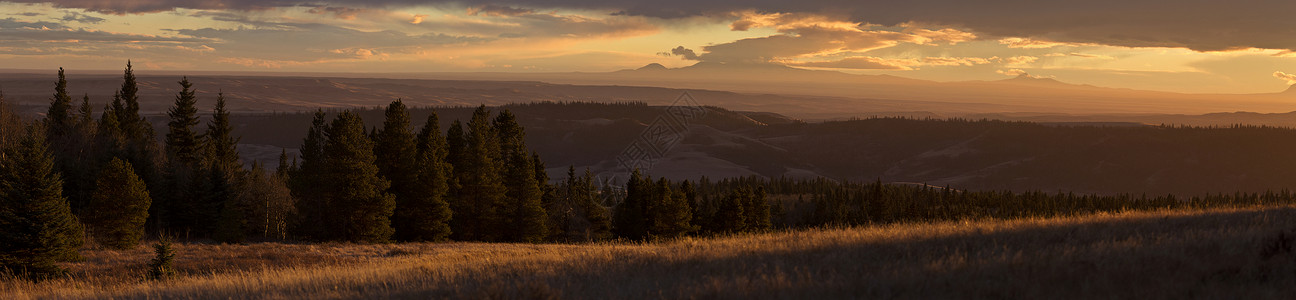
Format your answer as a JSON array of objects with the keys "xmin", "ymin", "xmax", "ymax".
[
  {"xmin": 164, "ymin": 77, "xmax": 202, "ymax": 164},
  {"xmin": 494, "ymin": 110, "xmax": 546, "ymax": 242},
  {"xmin": 115, "ymin": 61, "xmax": 142, "ymax": 138},
  {"xmin": 87, "ymin": 158, "xmax": 151, "ymax": 250},
  {"xmin": 95, "ymin": 101, "xmax": 124, "ymax": 165},
  {"xmin": 443, "ymin": 120, "xmax": 466, "ymax": 220},
  {"xmin": 110, "ymin": 62, "xmax": 160, "ymax": 232},
  {"xmin": 323, "ymin": 111, "xmax": 395, "ymax": 243},
  {"xmin": 580, "ymin": 168, "xmax": 612, "ymax": 240},
  {"xmin": 47, "ymin": 72, "xmax": 97, "ymax": 218},
  {"xmin": 452, "ymin": 106, "xmax": 507, "ymax": 241},
  {"xmin": 291, "ymin": 110, "xmax": 331, "ymax": 240},
  {"xmin": 0, "ymin": 125, "xmax": 85, "ymax": 279},
  {"xmin": 650, "ymin": 177, "xmax": 694, "ymax": 238},
  {"xmin": 374, "ymin": 100, "xmax": 418, "ymax": 230},
  {"xmin": 161, "ymin": 77, "xmax": 203, "ymax": 233},
  {"xmin": 552, "ymin": 166, "xmax": 611, "ymax": 242},
  {"xmin": 204, "ymin": 92, "xmax": 245, "ymax": 239},
  {"xmin": 77, "ymin": 94, "xmax": 94, "ymax": 130},
  {"xmin": 206, "ymin": 92, "xmax": 240, "ymax": 170},
  {"xmin": 744, "ymin": 186, "xmax": 771, "ymax": 232},
  {"xmin": 276, "ymin": 149, "xmax": 290, "ymax": 179},
  {"xmin": 613, "ymin": 170, "xmax": 649, "ymax": 240},
  {"xmin": 46, "ymin": 67, "xmax": 74, "ymax": 138},
  {"xmin": 713, "ymin": 189, "xmax": 747, "ymax": 233},
  {"xmin": 394, "ymin": 112, "xmax": 453, "ymax": 241},
  {"xmin": 533, "ymin": 153, "xmax": 554, "ymax": 208}
]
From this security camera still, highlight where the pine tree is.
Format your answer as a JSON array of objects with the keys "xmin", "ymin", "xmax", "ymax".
[
  {"xmin": 116, "ymin": 61, "xmax": 142, "ymax": 138},
  {"xmin": 494, "ymin": 109, "xmax": 546, "ymax": 242},
  {"xmin": 46, "ymin": 71, "xmax": 96, "ymax": 218},
  {"xmin": 95, "ymin": 101, "xmax": 124, "ymax": 165},
  {"xmin": 161, "ymin": 77, "xmax": 203, "ymax": 234},
  {"xmin": 443, "ymin": 120, "xmax": 466, "ymax": 237},
  {"xmin": 276, "ymin": 149, "xmax": 290, "ymax": 179},
  {"xmin": 580, "ymin": 168, "xmax": 612, "ymax": 241},
  {"xmin": 613, "ymin": 170, "xmax": 649, "ymax": 240},
  {"xmin": 744, "ymin": 186, "xmax": 771, "ymax": 232},
  {"xmin": 78, "ymin": 94, "xmax": 94, "ymax": 130},
  {"xmin": 452, "ymin": 106, "xmax": 506, "ymax": 241},
  {"xmin": 145, "ymin": 237, "xmax": 175, "ymax": 280},
  {"xmin": 46, "ymin": 67, "xmax": 74, "ymax": 139},
  {"xmin": 374, "ymin": 100, "xmax": 419, "ymax": 236},
  {"xmin": 533, "ymin": 153, "xmax": 552, "ymax": 205},
  {"xmin": 206, "ymin": 93, "xmax": 240, "ymax": 170},
  {"xmin": 323, "ymin": 111, "xmax": 395, "ymax": 243},
  {"xmin": 550, "ymin": 166, "xmax": 611, "ymax": 242},
  {"xmin": 0, "ymin": 125, "xmax": 85, "ymax": 279},
  {"xmin": 713, "ymin": 189, "xmax": 747, "ymax": 233},
  {"xmin": 87, "ymin": 158, "xmax": 151, "ymax": 250},
  {"xmin": 203, "ymin": 92, "xmax": 243, "ymax": 237},
  {"xmin": 110, "ymin": 62, "xmax": 160, "ymax": 232},
  {"xmin": 650, "ymin": 177, "xmax": 694, "ymax": 238},
  {"xmin": 63, "ymin": 94, "xmax": 98, "ymax": 215},
  {"xmin": 681, "ymin": 180, "xmax": 705, "ymax": 231},
  {"xmin": 394, "ymin": 112, "xmax": 453, "ymax": 242},
  {"xmin": 164, "ymin": 77, "xmax": 202, "ymax": 164},
  {"xmin": 291, "ymin": 110, "xmax": 331, "ymax": 240}
]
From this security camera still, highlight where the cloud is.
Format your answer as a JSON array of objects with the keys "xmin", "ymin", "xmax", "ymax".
[
  {"xmin": 305, "ymin": 6, "xmax": 367, "ymax": 20},
  {"xmin": 697, "ymin": 27, "xmax": 921, "ymax": 63},
  {"xmin": 1002, "ymin": 55, "xmax": 1038, "ymax": 65},
  {"xmin": 666, "ymin": 46, "xmax": 698, "ymax": 60},
  {"xmin": 997, "ymin": 69, "xmax": 1027, "ymax": 76},
  {"xmin": 789, "ymin": 56, "xmax": 910, "ymax": 70},
  {"xmin": 998, "ymin": 37, "xmax": 1076, "ymax": 49},
  {"xmin": 466, "ymin": 4, "xmax": 535, "ymax": 17},
  {"xmin": 173, "ymin": 22, "xmax": 484, "ymax": 61},
  {"xmin": 687, "ymin": 13, "xmax": 963, "ymax": 64},
  {"xmin": 907, "ymin": 27, "xmax": 976, "ymax": 45},
  {"xmin": 1274, "ymin": 71, "xmax": 1296, "ymax": 85},
  {"xmin": 60, "ymin": 11, "xmax": 104, "ymax": 24},
  {"xmin": 1044, "ymin": 52, "xmax": 1115, "ymax": 60},
  {"xmin": 922, "ymin": 56, "xmax": 993, "ymax": 66},
  {"xmin": 410, "ymin": 14, "xmax": 428, "ymax": 24}
]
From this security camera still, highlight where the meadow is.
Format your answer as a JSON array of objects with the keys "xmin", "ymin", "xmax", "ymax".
[{"xmin": 6, "ymin": 204, "xmax": 1296, "ymax": 299}]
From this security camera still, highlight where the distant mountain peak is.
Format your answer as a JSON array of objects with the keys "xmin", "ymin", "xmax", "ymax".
[
  {"xmin": 1284, "ymin": 84, "xmax": 1296, "ymax": 94},
  {"xmin": 1001, "ymin": 73, "xmax": 1066, "ymax": 85},
  {"xmin": 637, "ymin": 63, "xmax": 668, "ymax": 71}
]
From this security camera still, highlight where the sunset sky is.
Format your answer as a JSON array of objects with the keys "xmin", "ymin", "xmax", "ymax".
[{"xmin": 4, "ymin": 0, "xmax": 1296, "ymax": 94}]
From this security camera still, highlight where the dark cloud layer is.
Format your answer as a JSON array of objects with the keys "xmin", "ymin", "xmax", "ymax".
[{"xmin": 10, "ymin": 0, "xmax": 1293, "ymax": 52}]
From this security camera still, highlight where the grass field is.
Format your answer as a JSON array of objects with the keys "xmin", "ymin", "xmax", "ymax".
[{"xmin": 7, "ymin": 205, "xmax": 1296, "ymax": 299}]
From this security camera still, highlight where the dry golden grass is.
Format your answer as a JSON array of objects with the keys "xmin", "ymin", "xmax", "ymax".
[{"xmin": 8, "ymin": 205, "xmax": 1296, "ymax": 299}]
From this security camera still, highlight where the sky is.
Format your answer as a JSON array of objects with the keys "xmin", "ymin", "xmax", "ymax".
[{"xmin": 4, "ymin": 0, "xmax": 1296, "ymax": 94}]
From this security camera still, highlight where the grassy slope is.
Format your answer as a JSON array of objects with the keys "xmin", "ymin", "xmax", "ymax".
[{"xmin": 8, "ymin": 205, "xmax": 1296, "ymax": 299}]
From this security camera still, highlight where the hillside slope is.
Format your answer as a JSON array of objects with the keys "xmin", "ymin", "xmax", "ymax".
[{"xmin": 8, "ymin": 205, "xmax": 1296, "ymax": 299}]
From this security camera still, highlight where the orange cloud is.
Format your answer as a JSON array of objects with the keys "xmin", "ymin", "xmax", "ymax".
[
  {"xmin": 999, "ymin": 37, "xmax": 1073, "ymax": 49},
  {"xmin": 1274, "ymin": 71, "xmax": 1296, "ymax": 85},
  {"xmin": 997, "ymin": 69, "xmax": 1027, "ymax": 76},
  {"xmin": 923, "ymin": 56, "xmax": 993, "ymax": 66},
  {"xmin": 466, "ymin": 5, "xmax": 535, "ymax": 17},
  {"xmin": 790, "ymin": 57, "xmax": 911, "ymax": 70}
]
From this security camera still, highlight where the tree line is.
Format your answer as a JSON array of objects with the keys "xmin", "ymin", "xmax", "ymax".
[{"xmin": 12, "ymin": 64, "xmax": 1296, "ymax": 279}]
